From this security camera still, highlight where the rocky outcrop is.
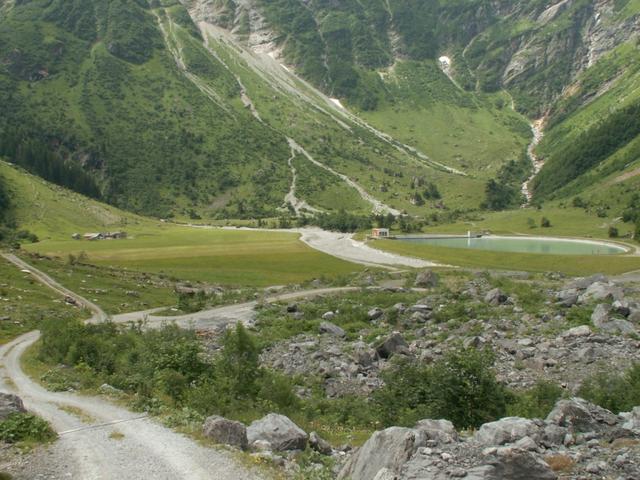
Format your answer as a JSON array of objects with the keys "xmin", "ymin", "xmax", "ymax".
[
  {"xmin": 246, "ymin": 413, "xmax": 308, "ymax": 451},
  {"xmin": 202, "ymin": 415, "xmax": 248, "ymax": 450},
  {"xmin": 414, "ymin": 270, "xmax": 439, "ymax": 288}
]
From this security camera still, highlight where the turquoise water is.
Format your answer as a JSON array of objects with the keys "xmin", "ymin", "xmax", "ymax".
[{"xmin": 397, "ymin": 236, "xmax": 626, "ymax": 255}]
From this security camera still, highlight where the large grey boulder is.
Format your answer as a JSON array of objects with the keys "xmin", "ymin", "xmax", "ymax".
[
  {"xmin": 414, "ymin": 270, "xmax": 439, "ymax": 288},
  {"xmin": 484, "ymin": 288, "xmax": 508, "ymax": 306},
  {"xmin": 202, "ymin": 415, "xmax": 248, "ymax": 450},
  {"xmin": 600, "ymin": 318, "xmax": 637, "ymax": 335},
  {"xmin": 375, "ymin": 332, "xmax": 410, "ymax": 359},
  {"xmin": 473, "ymin": 417, "xmax": 540, "ymax": 447},
  {"xmin": 566, "ymin": 274, "xmax": 607, "ymax": 290},
  {"xmin": 579, "ymin": 282, "xmax": 624, "ymax": 303},
  {"xmin": 0, "ymin": 393, "xmax": 26, "ymax": 420},
  {"xmin": 309, "ymin": 431, "xmax": 332, "ymax": 455},
  {"xmin": 319, "ymin": 321, "xmax": 346, "ymax": 338},
  {"xmin": 368, "ymin": 308, "xmax": 384, "ymax": 321},
  {"xmin": 338, "ymin": 427, "xmax": 426, "ymax": 480},
  {"xmin": 546, "ymin": 398, "xmax": 618, "ymax": 433},
  {"xmin": 247, "ymin": 413, "xmax": 308, "ymax": 451},
  {"xmin": 414, "ymin": 419, "xmax": 458, "ymax": 444},
  {"xmin": 479, "ymin": 447, "xmax": 557, "ymax": 480}
]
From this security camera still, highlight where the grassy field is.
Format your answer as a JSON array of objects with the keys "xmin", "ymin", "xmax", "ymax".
[
  {"xmin": 24, "ymin": 227, "xmax": 362, "ymax": 287},
  {"xmin": 419, "ymin": 206, "xmax": 638, "ymax": 239},
  {"xmin": 371, "ymin": 239, "xmax": 640, "ymax": 276},
  {"xmin": 0, "ymin": 258, "xmax": 86, "ymax": 344}
]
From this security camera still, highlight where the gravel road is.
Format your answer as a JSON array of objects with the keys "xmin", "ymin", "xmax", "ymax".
[{"xmin": 0, "ymin": 332, "xmax": 264, "ymax": 480}]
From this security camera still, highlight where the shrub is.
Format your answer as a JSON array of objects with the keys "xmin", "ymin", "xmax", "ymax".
[
  {"xmin": 541, "ymin": 217, "xmax": 551, "ymax": 228},
  {"xmin": 608, "ymin": 226, "xmax": 619, "ymax": 238},
  {"xmin": 0, "ymin": 413, "xmax": 56, "ymax": 444},
  {"xmin": 374, "ymin": 348, "xmax": 509, "ymax": 429},
  {"xmin": 508, "ymin": 380, "xmax": 564, "ymax": 419},
  {"xmin": 578, "ymin": 363, "xmax": 640, "ymax": 413}
]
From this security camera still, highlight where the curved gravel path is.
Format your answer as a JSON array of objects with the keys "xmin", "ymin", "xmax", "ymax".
[{"xmin": 0, "ymin": 332, "xmax": 264, "ymax": 480}]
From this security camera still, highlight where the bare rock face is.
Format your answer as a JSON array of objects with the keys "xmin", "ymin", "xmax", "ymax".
[
  {"xmin": 0, "ymin": 393, "xmax": 26, "ymax": 420},
  {"xmin": 247, "ymin": 413, "xmax": 308, "ymax": 452},
  {"xmin": 338, "ymin": 427, "xmax": 426, "ymax": 480},
  {"xmin": 202, "ymin": 415, "xmax": 248, "ymax": 450}
]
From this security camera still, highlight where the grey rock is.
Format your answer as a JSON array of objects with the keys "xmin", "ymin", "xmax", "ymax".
[
  {"xmin": 561, "ymin": 325, "xmax": 591, "ymax": 338},
  {"xmin": 0, "ymin": 393, "xmax": 26, "ymax": 420},
  {"xmin": 546, "ymin": 398, "xmax": 618, "ymax": 433},
  {"xmin": 414, "ymin": 270, "xmax": 439, "ymax": 288},
  {"xmin": 600, "ymin": 319, "xmax": 636, "ymax": 335},
  {"xmin": 484, "ymin": 447, "xmax": 557, "ymax": 479},
  {"xmin": 203, "ymin": 415, "xmax": 248, "ymax": 450},
  {"xmin": 580, "ymin": 282, "xmax": 624, "ymax": 303},
  {"xmin": 629, "ymin": 309, "xmax": 640, "ymax": 323},
  {"xmin": 368, "ymin": 308, "xmax": 384, "ymax": 321},
  {"xmin": 286, "ymin": 303, "xmax": 298, "ymax": 313},
  {"xmin": 555, "ymin": 289, "xmax": 579, "ymax": 307},
  {"xmin": 485, "ymin": 288, "xmax": 508, "ymax": 306},
  {"xmin": 309, "ymin": 431, "xmax": 332, "ymax": 455},
  {"xmin": 541, "ymin": 424, "xmax": 567, "ymax": 447},
  {"xmin": 319, "ymin": 321, "xmax": 346, "ymax": 338},
  {"xmin": 408, "ymin": 304, "xmax": 432, "ymax": 314},
  {"xmin": 247, "ymin": 413, "xmax": 308, "ymax": 451},
  {"xmin": 338, "ymin": 427, "xmax": 426, "ymax": 480},
  {"xmin": 567, "ymin": 274, "xmax": 607, "ymax": 290},
  {"xmin": 621, "ymin": 406, "xmax": 640, "ymax": 432},
  {"xmin": 474, "ymin": 417, "xmax": 540, "ymax": 447},
  {"xmin": 375, "ymin": 332, "xmax": 410, "ymax": 359},
  {"xmin": 613, "ymin": 300, "xmax": 631, "ymax": 317},
  {"xmin": 414, "ymin": 419, "xmax": 458, "ymax": 444},
  {"xmin": 591, "ymin": 304, "xmax": 611, "ymax": 327},
  {"xmin": 322, "ymin": 311, "xmax": 336, "ymax": 321}
]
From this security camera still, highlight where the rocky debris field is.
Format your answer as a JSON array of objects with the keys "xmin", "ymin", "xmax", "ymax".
[
  {"xmin": 258, "ymin": 271, "xmax": 640, "ymax": 398},
  {"xmin": 340, "ymin": 397, "xmax": 640, "ymax": 480}
]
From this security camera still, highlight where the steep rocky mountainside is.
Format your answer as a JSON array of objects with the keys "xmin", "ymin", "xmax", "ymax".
[
  {"xmin": 192, "ymin": 0, "xmax": 640, "ymax": 206},
  {"xmin": 1, "ymin": 0, "xmax": 638, "ymax": 218}
]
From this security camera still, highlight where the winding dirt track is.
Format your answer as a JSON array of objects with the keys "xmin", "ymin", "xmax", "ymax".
[{"xmin": 0, "ymin": 254, "xmax": 264, "ymax": 480}]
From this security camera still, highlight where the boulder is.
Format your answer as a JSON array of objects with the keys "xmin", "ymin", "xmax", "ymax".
[
  {"xmin": 319, "ymin": 321, "xmax": 346, "ymax": 338},
  {"xmin": 546, "ymin": 398, "xmax": 618, "ymax": 433},
  {"xmin": 202, "ymin": 415, "xmax": 248, "ymax": 450},
  {"xmin": 247, "ymin": 414, "xmax": 308, "ymax": 452},
  {"xmin": 368, "ymin": 308, "xmax": 384, "ymax": 321},
  {"xmin": 483, "ymin": 447, "xmax": 557, "ymax": 480},
  {"xmin": 408, "ymin": 304, "xmax": 432, "ymax": 314},
  {"xmin": 414, "ymin": 419, "xmax": 458, "ymax": 444},
  {"xmin": 338, "ymin": 427, "xmax": 426, "ymax": 480},
  {"xmin": 322, "ymin": 311, "xmax": 336, "ymax": 321},
  {"xmin": 0, "ymin": 393, "xmax": 26, "ymax": 420},
  {"xmin": 473, "ymin": 417, "xmax": 540, "ymax": 447},
  {"xmin": 579, "ymin": 282, "xmax": 624, "ymax": 303},
  {"xmin": 600, "ymin": 319, "xmax": 636, "ymax": 335},
  {"xmin": 566, "ymin": 274, "xmax": 607, "ymax": 290},
  {"xmin": 591, "ymin": 304, "xmax": 611, "ymax": 328},
  {"xmin": 613, "ymin": 300, "xmax": 631, "ymax": 317},
  {"xmin": 309, "ymin": 431, "xmax": 332, "ymax": 455},
  {"xmin": 414, "ymin": 270, "xmax": 439, "ymax": 288},
  {"xmin": 375, "ymin": 332, "xmax": 409, "ymax": 359},
  {"xmin": 621, "ymin": 406, "xmax": 640, "ymax": 433},
  {"xmin": 286, "ymin": 303, "xmax": 298, "ymax": 313},
  {"xmin": 561, "ymin": 325, "xmax": 591, "ymax": 338},
  {"xmin": 629, "ymin": 309, "xmax": 640, "ymax": 323},
  {"xmin": 485, "ymin": 288, "xmax": 508, "ymax": 306},
  {"xmin": 555, "ymin": 289, "xmax": 579, "ymax": 307}
]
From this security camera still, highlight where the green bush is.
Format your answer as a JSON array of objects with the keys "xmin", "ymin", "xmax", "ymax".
[
  {"xmin": 578, "ymin": 363, "xmax": 640, "ymax": 413},
  {"xmin": 507, "ymin": 380, "xmax": 565, "ymax": 419},
  {"xmin": 374, "ymin": 348, "xmax": 509, "ymax": 429},
  {"xmin": 0, "ymin": 413, "xmax": 56, "ymax": 444}
]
